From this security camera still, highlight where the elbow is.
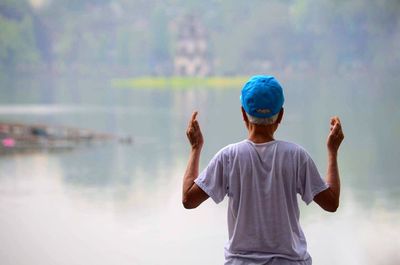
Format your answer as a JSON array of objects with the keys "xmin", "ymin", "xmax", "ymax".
[
  {"xmin": 314, "ymin": 187, "xmax": 340, "ymax": 212},
  {"xmin": 182, "ymin": 200, "xmax": 195, "ymax": 209},
  {"xmin": 326, "ymin": 206, "xmax": 338, "ymax": 213},
  {"xmin": 325, "ymin": 201, "xmax": 339, "ymax": 213},
  {"xmin": 325, "ymin": 188, "xmax": 340, "ymax": 212},
  {"xmin": 182, "ymin": 195, "xmax": 197, "ymax": 210}
]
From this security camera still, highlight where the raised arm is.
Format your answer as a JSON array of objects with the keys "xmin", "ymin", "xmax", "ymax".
[
  {"xmin": 182, "ymin": 111, "xmax": 209, "ymax": 209},
  {"xmin": 314, "ymin": 116, "xmax": 344, "ymax": 212}
]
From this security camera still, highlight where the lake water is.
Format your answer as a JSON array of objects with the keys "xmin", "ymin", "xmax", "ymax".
[{"xmin": 0, "ymin": 76, "xmax": 399, "ymax": 265}]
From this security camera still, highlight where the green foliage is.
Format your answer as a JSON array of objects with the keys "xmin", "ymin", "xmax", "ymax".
[
  {"xmin": 0, "ymin": 0, "xmax": 399, "ymax": 77},
  {"xmin": 111, "ymin": 76, "xmax": 248, "ymax": 89},
  {"xmin": 289, "ymin": 0, "xmax": 400, "ymax": 73},
  {"xmin": 0, "ymin": 0, "xmax": 39, "ymax": 72}
]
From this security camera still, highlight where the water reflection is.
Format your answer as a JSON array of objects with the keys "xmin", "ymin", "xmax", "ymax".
[
  {"xmin": 1, "ymin": 153, "xmax": 399, "ymax": 265},
  {"xmin": 0, "ymin": 77, "xmax": 399, "ymax": 265}
]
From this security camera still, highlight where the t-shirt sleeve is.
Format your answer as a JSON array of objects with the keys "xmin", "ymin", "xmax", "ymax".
[
  {"xmin": 194, "ymin": 149, "xmax": 228, "ymax": 204},
  {"xmin": 297, "ymin": 152, "xmax": 329, "ymax": 205}
]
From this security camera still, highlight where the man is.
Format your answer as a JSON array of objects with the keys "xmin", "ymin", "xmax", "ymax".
[{"xmin": 182, "ymin": 75, "xmax": 344, "ymax": 265}]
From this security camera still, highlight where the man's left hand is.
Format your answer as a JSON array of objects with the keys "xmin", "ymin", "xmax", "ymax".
[{"xmin": 186, "ymin": 111, "xmax": 204, "ymax": 150}]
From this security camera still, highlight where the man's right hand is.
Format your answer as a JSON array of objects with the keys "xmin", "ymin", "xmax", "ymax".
[
  {"xmin": 327, "ymin": 116, "xmax": 344, "ymax": 154},
  {"xmin": 186, "ymin": 111, "xmax": 204, "ymax": 150}
]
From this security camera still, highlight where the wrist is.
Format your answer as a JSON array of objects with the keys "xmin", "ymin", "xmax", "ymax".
[
  {"xmin": 328, "ymin": 150, "xmax": 338, "ymax": 159},
  {"xmin": 191, "ymin": 145, "xmax": 203, "ymax": 153}
]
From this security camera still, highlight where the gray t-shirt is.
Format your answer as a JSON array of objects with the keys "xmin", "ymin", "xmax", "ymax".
[{"xmin": 194, "ymin": 140, "xmax": 328, "ymax": 265}]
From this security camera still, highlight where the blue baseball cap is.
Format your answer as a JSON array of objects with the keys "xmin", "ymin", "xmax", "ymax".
[{"xmin": 240, "ymin": 75, "xmax": 285, "ymax": 118}]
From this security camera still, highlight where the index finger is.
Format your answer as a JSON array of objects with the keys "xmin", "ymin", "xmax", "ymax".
[
  {"xmin": 331, "ymin": 122, "xmax": 340, "ymax": 135},
  {"xmin": 330, "ymin": 116, "xmax": 341, "ymax": 126},
  {"xmin": 191, "ymin": 111, "xmax": 198, "ymax": 122}
]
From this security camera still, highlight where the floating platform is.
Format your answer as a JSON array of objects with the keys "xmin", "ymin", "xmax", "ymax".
[{"xmin": 0, "ymin": 122, "xmax": 132, "ymax": 154}]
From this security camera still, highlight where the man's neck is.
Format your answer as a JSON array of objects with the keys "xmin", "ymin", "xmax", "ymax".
[{"xmin": 247, "ymin": 124, "xmax": 276, "ymax": 144}]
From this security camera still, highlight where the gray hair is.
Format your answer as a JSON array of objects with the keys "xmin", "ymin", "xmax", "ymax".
[{"xmin": 246, "ymin": 112, "xmax": 279, "ymax": 125}]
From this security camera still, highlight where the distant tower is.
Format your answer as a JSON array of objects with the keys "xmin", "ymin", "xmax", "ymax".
[{"xmin": 174, "ymin": 16, "xmax": 211, "ymax": 77}]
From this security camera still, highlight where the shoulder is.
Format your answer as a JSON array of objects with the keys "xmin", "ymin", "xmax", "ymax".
[
  {"xmin": 274, "ymin": 140, "xmax": 312, "ymax": 159},
  {"xmin": 275, "ymin": 140, "xmax": 304, "ymax": 150},
  {"xmin": 223, "ymin": 139, "xmax": 251, "ymax": 152},
  {"xmin": 213, "ymin": 140, "xmax": 249, "ymax": 158}
]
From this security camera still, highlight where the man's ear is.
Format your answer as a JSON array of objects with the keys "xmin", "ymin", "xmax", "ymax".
[
  {"xmin": 276, "ymin": 108, "xmax": 284, "ymax": 124},
  {"xmin": 241, "ymin": 107, "xmax": 249, "ymax": 123}
]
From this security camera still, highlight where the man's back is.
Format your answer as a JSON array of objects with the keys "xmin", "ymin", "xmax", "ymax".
[{"xmin": 195, "ymin": 140, "xmax": 328, "ymax": 264}]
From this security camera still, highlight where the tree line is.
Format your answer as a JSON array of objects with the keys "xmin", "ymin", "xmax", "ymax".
[{"xmin": 0, "ymin": 0, "xmax": 399, "ymax": 78}]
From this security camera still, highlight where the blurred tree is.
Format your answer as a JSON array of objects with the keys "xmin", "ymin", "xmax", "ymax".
[
  {"xmin": 149, "ymin": 7, "xmax": 172, "ymax": 75},
  {"xmin": 0, "ymin": 0, "xmax": 399, "ymax": 77},
  {"xmin": 0, "ymin": 0, "xmax": 40, "ymax": 75},
  {"xmin": 290, "ymin": 0, "xmax": 400, "ymax": 74}
]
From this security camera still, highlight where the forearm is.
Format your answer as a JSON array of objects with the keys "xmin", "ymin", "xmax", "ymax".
[
  {"xmin": 182, "ymin": 148, "xmax": 202, "ymax": 197},
  {"xmin": 315, "ymin": 116, "xmax": 343, "ymax": 212},
  {"xmin": 326, "ymin": 151, "xmax": 341, "ymax": 204}
]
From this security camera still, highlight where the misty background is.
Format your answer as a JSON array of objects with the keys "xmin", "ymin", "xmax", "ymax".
[
  {"xmin": 0, "ymin": 1, "xmax": 400, "ymax": 265},
  {"xmin": 1, "ymin": 0, "xmax": 399, "ymax": 77}
]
